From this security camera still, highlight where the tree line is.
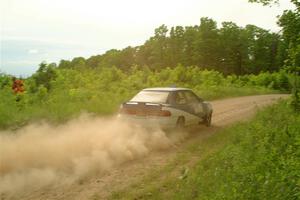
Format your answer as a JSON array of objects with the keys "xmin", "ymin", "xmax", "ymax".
[{"xmin": 56, "ymin": 17, "xmax": 287, "ymax": 75}]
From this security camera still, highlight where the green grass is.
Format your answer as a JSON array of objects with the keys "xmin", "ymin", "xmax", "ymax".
[{"xmin": 109, "ymin": 100, "xmax": 300, "ymax": 200}]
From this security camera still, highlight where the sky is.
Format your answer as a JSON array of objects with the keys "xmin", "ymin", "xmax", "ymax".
[{"xmin": 0, "ymin": 0, "xmax": 295, "ymax": 77}]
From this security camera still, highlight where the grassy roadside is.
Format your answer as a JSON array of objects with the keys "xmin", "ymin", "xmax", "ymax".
[{"xmin": 108, "ymin": 100, "xmax": 300, "ymax": 200}]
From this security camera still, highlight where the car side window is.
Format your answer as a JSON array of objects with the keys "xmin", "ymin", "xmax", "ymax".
[
  {"xmin": 184, "ymin": 91, "xmax": 199, "ymax": 103},
  {"xmin": 175, "ymin": 91, "xmax": 187, "ymax": 105}
]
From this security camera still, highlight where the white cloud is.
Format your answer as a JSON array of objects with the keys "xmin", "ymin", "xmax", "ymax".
[{"xmin": 28, "ymin": 49, "xmax": 39, "ymax": 54}]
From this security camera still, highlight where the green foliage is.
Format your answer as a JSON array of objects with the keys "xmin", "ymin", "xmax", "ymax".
[
  {"xmin": 290, "ymin": 88, "xmax": 300, "ymax": 112},
  {"xmin": 32, "ymin": 62, "xmax": 57, "ymax": 90},
  {"xmin": 248, "ymin": 0, "xmax": 279, "ymax": 6},
  {"xmin": 0, "ymin": 73, "xmax": 11, "ymax": 89},
  {"xmin": 0, "ymin": 65, "xmax": 286, "ymax": 129},
  {"xmin": 288, "ymin": 74, "xmax": 300, "ymax": 112}
]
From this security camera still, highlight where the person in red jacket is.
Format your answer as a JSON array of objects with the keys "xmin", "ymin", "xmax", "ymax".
[{"xmin": 12, "ymin": 77, "xmax": 25, "ymax": 94}]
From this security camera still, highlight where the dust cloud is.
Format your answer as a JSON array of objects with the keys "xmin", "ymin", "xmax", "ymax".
[{"xmin": 0, "ymin": 114, "xmax": 187, "ymax": 197}]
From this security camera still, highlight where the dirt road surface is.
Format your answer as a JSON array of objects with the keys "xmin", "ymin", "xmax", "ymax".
[{"xmin": 0, "ymin": 94, "xmax": 288, "ymax": 200}]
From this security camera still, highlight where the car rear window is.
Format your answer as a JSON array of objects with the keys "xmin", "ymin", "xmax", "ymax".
[{"xmin": 130, "ymin": 91, "xmax": 169, "ymax": 103}]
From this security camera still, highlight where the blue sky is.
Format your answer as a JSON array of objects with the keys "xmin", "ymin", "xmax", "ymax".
[{"xmin": 0, "ymin": 0, "xmax": 294, "ymax": 77}]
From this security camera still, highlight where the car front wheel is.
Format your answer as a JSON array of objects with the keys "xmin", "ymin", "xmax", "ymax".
[{"xmin": 204, "ymin": 112, "xmax": 212, "ymax": 127}]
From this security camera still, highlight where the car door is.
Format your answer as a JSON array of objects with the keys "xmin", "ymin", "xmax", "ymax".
[
  {"xmin": 173, "ymin": 91, "xmax": 199, "ymax": 125},
  {"xmin": 183, "ymin": 91, "xmax": 205, "ymax": 119}
]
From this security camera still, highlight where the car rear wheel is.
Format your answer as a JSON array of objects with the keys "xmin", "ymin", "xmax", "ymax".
[{"xmin": 204, "ymin": 112, "xmax": 212, "ymax": 127}]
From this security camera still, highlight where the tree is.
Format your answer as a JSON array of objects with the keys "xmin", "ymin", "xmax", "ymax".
[
  {"xmin": 149, "ymin": 24, "xmax": 169, "ymax": 69},
  {"xmin": 32, "ymin": 62, "xmax": 57, "ymax": 91},
  {"xmin": 118, "ymin": 46, "xmax": 137, "ymax": 71},
  {"xmin": 193, "ymin": 18, "xmax": 219, "ymax": 69},
  {"xmin": 168, "ymin": 26, "xmax": 185, "ymax": 66},
  {"xmin": 71, "ymin": 57, "xmax": 86, "ymax": 69},
  {"xmin": 244, "ymin": 25, "xmax": 281, "ymax": 73},
  {"xmin": 58, "ymin": 59, "xmax": 71, "ymax": 68},
  {"xmin": 218, "ymin": 22, "xmax": 248, "ymax": 75},
  {"xmin": 182, "ymin": 26, "xmax": 199, "ymax": 66}
]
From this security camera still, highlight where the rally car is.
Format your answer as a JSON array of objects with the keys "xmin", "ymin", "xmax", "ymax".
[{"xmin": 118, "ymin": 87, "xmax": 213, "ymax": 130}]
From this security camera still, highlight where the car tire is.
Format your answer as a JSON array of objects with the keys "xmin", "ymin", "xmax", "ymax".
[
  {"xmin": 176, "ymin": 116, "xmax": 185, "ymax": 129},
  {"xmin": 204, "ymin": 112, "xmax": 212, "ymax": 127}
]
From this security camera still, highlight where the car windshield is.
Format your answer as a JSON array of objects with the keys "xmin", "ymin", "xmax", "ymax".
[{"xmin": 130, "ymin": 91, "xmax": 169, "ymax": 103}]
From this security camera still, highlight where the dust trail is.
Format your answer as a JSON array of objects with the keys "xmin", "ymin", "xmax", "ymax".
[{"xmin": 0, "ymin": 114, "xmax": 187, "ymax": 197}]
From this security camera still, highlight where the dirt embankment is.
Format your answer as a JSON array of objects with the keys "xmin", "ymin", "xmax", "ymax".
[{"xmin": 0, "ymin": 94, "xmax": 288, "ymax": 200}]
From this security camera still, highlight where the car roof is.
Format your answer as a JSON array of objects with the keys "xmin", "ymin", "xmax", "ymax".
[{"xmin": 142, "ymin": 87, "xmax": 191, "ymax": 92}]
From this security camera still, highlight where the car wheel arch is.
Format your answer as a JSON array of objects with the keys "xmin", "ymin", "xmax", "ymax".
[{"xmin": 176, "ymin": 116, "xmax": 185, "ymax": 127}]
